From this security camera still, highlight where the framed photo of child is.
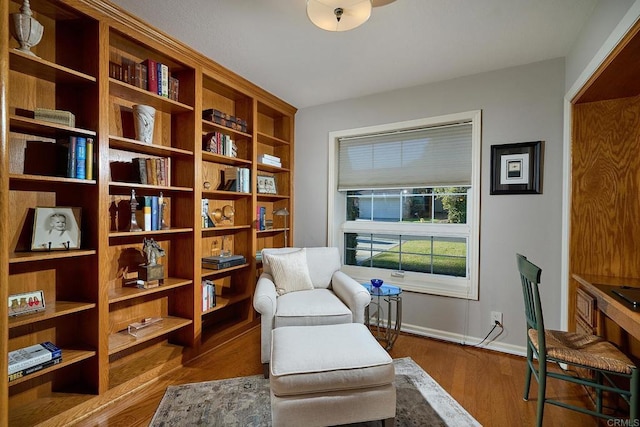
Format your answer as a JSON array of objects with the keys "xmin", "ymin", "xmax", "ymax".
[{"xmin": 31, "ymin": 207, "xmax": 82, "ymax": 251}]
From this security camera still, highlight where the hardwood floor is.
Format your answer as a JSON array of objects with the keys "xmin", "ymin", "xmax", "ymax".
[{"xmin": 74, "ymin": 327, "xmax": 602, "ymax": 427}]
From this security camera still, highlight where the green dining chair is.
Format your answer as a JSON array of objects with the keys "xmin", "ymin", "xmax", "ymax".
[{"xmin": 516, "ymin": 253, "xmax": 638, "ymax": 426}]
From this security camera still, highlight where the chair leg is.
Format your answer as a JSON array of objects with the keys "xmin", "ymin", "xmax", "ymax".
[
  {"xmin": 631, "ymin": 368, "xmax": 639, "ymax": 422},
  {"xmin": 382, "ymin": 417, "xmax": 395, "ymax": 427},
  {"xmin": 595, "ymin": 371, "xmax": 603, "ymax": 414},
  {"xmin": 263, "ymin": 363, "xmax": 269, "ymax": 379},
  {"xmin": 536, "ymin": 362, "xmax": 546, "ymax": 427},
  {"xmin": 523, "ymin": 344, "xmax": 533, "ymax": 401}
]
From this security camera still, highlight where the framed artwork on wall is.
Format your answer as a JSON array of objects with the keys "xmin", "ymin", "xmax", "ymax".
[{"xmin": 490, "ymin": 141, "xmax": 543, "ymax": 195}]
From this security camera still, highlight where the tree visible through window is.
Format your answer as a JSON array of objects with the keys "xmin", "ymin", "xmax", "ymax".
[
  {"xmin": 344, "ymin": 188, "xmax": 468, "ymax": 277},
  {"xmin": 328, "ymin": 110, "xmax": 481, "ymax": 299}
]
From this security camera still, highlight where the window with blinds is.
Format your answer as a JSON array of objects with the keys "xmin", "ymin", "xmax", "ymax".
[
  {"xmin": 338, "ymin": 122, "xmax": 472, "ymax": 191},
  {"xmin": 328, "ymin": 111, "xmax": 481, "ymax": 300}
]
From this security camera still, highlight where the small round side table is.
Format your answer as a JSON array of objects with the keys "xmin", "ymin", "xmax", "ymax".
[{"xmin": 362, "ymin": 282, "xmax": 402, "ymax": 350}]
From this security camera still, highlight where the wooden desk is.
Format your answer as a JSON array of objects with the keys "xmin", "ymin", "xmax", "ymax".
[{"xmin": 573, "ymin": 274, "xmax": 640, "ymax": 341}]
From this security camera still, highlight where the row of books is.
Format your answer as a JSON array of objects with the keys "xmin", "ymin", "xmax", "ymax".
[
  {"xmin": 202, "ymin": 254, "xmax": 246, "ymax": 270},
  {"xmin": 202, "ymin": 280, "xmax": 217, "ymax": 311},
  {"xmin": 201, "ymin": 199, "xmax": 215, "ymax": 228},
  {"xmin": 256, "ymin": 206, "xmax": 274, "ymax": 231},
  {"xmin": 202, "ymin": 109, "xmax": 248, "ymax": 133},
  {"xmin": 23, "ymin": 136, "xmax": 93, "ymax": 181},
  {"xmin": 109, "ymin": 54, "xmax": 179, "ymax": 101},
  {"xmin": 136, "ymin": 195, "xmax": 166, "ymax": 231},
  {"xmin": 133, "ymin": 157, "xmax": 171, "ymax": 186},
  {"xmin": 8, "ymin": 342, "xmax": 62, "ymax": 383},
  {"xmin": 258, "ymin": 153, "xmax": 282, "ymax": 168},
  {"xmin": 221, "ymin": 167, "xmax": 251, "ymax": 193},
  {"xmin": 202, "ymin": 132, "xmax": 237, "ymax": 157}
]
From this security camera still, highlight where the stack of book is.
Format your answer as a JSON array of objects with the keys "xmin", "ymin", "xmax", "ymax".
[
  {"xmin": 34, "ymin": 108, "xmax": 75, "ymax": 128},
  {"xmin": 202, "ymin": 254, "xmax": 246, "ymax": 270},
  {"xmin": 8, "ymin": 341, "xmax": 62, "ymax": 383},
  {"xmin": 258, "ymin": 153, "xmax": 282, "ymax": 168},
  {"xmin": 202, "ymin": 279, "xmax": 216, "ymax": 311},
  {"xmin": 202, "ymin": 109, "xmax": 248, "ymax": 133}
]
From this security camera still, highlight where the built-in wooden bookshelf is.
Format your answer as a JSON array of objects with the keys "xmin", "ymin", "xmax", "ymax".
[
  {"xmin": 0, "ymin": 0, "xmax": 295, "ymax": 425},
  {"xmin": 569, "ymin": 19, "xmax": 640, "ymax": 364}
]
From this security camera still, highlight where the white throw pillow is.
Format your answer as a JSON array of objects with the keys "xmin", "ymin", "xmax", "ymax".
[{"xmin": 264, "ymin": 248, "xmax": 314, "ymax": 296}]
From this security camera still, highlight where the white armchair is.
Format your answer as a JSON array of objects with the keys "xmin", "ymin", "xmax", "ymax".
[{"xmin": 253, "ymin": 247, "xmax": 371, "ymax": 376}]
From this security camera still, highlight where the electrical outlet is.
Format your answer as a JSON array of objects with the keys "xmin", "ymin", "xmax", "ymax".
[{"xmin": 491, "ymin": 311, "xmax": 503, "ymax": 327}]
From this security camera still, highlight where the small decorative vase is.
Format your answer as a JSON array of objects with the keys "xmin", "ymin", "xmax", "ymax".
[
  {"xmin": 371, "ymin": 278, "xmax": 384, "ymax": 288},
  {"xmin": 132, "ymin": 104, "xmax": 156, "ymax": 144},
  {"xmin": 10, "ymin": 0, "xmax": 44, "ymax": 57}
]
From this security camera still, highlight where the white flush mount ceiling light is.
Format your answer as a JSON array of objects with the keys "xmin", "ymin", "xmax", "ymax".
[{"xmin": 307, "ymin": 0, "xmax": 373, "ymax": 32}]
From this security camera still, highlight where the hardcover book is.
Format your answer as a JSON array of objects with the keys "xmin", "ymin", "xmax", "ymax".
[
  {"xmin": 34, "ymin": 108, "xmax": 75, "ymax": 128},
  {"xmin": 202, "ymin": 254, "xmax": 246, "ymax": 264},
  {"xmin": 85, "ymin": 138, "xmax": 94, "ymax": 180},
  {"xmin": 67, "ymin": 136, "xmax": 77, "ymax": 178},
  {"xmin": 143, "ymin": 58, "xmax": 158, "ymax": 94},
  {"xmin": 75, "ymin": 137, "xmax": 87, "ymax": 179},
  {"xmin": 8, "ymin": 357, "xmax": 62, "ymax": 383},
  {"xmin": 202, "ymin": 258, "xmax": 245, "ymax": 270},
  {"xmin": 8, "ymin": 342, "xmax": 62, "ymax": 375}
]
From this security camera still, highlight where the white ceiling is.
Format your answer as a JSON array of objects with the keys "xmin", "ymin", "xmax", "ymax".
[{"xmin": 110, "ymin": 0, "xmax": 598, "ymax": 109}]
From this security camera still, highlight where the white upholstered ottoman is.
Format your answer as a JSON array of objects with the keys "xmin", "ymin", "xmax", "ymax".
[{"xmin": 270, "ymin": 323, "xmax": 396, "ymax": 427}]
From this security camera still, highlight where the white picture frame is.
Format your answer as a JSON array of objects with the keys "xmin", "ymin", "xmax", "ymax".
[
  {"xmin": 8, "ymin": 290, "xmax": 45, "ymax": 316},
  {"xmin": 257, "ymin": 175, "xmax": 277, "ymax": 194}
]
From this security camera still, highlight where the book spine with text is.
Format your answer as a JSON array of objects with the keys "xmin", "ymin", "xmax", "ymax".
[
  {"xmin": 8, "ymin": 342, "xmax": 62, "ymax": 375},
  {"xmin": 9, "ymin": 357, "xmax": 62, "ymax": 383},
  {"xmin": 67, "ymin": 136, "xmax": 77, "ymax": 178},
  {"xmin": 151, "ymin": 196, "xmax": 159, "ymax": 231},
  {"xmin": 85, "ymin": 138, "xmax": 94, "ymax": 180},
  {"xmin": 143, "ymin": 196, "xmax": 152, "ymax": 231},
  {"xmin": 144, "ymin": 59, "xmax": 158, "ymax": 94},
  {"xmin": 75, "ymin": 137, "xmax": 87, "ymax": 179}
]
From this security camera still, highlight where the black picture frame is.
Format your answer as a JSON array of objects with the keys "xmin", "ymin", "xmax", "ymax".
[
  {"xmin": 31, "ymin": 206, "xmax": 82, "ymax": 251},
  {"xmin": 490, "ymin": 141, "xmax": 543, "ymax": 195}
]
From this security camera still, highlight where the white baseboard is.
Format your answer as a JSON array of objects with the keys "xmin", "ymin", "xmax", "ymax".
[{"xmin": 400, "ymin": 322, "xmax": 527, "ymax": 357}]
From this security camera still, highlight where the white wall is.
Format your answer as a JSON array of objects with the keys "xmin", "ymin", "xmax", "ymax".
[
  {"xmin": 564, "ymin": 0, "xmax": 635, "ymax": 92},
  {"xmin": 294, "ymin": 58, "xmax": 565, "ymax": 353}
]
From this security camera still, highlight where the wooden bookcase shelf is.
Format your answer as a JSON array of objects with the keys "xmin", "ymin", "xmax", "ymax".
[
  {"xmin": 108, "ymin": 277, "xmax": 193, "ymax": 304},
  {"xmin": 109, "ymin": 78, "xmax": 194, "ymax": 114},
  {"xmin": 9, "ymin": 115, "xmax": 97, "ymax": 137},
  {"xmin": 109, "ymin": 135, "xmax": 194, "ymax": 157},
  {"xmin": 8, "ymin": 301, "xmax": 96, "ymax": 328},
  {"xmin": 0, "ymin": 0, "xmax": 295, "ymax": 425},
  {"xmin": 8, "ymin": 249, "xmax": 97, "ymax": 263},
  {"xmin": 9, "ymin": 49, "xmax": 96, "ymax": 83},
  {"xmin": 8, "ymin": 347, "xmax": 96, "ymax": 387},
  {"xmin": 108, "ymin": 316, "xmax": 193, "ymax": 355}
]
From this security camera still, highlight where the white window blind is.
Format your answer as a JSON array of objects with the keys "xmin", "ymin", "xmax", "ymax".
[{"xmin": 338, "ymin": 122, "xmax": 472, "ymax": 191}]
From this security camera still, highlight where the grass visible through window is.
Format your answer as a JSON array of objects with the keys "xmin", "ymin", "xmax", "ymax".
[{"xmin": 366, "ymin": 239, "xmax": 467, "ymax": 277}]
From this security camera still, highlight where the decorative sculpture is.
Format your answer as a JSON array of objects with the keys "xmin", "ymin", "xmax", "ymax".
[
  {"xmin": 129, "ymin": 189, "xmax": 142, "ymax": 232},
  {"xmin": 139, "ymin": 237, "xmax": 165, "ymax": 282},
  {"xmin": 10, "ymin": 0, "xmax": 43, "ymax": 57}
]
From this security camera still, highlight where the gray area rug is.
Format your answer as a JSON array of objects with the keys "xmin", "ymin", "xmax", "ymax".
[{"xmin": 150, "ymin": 357, "xmax": 481, "ymax": 426}]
